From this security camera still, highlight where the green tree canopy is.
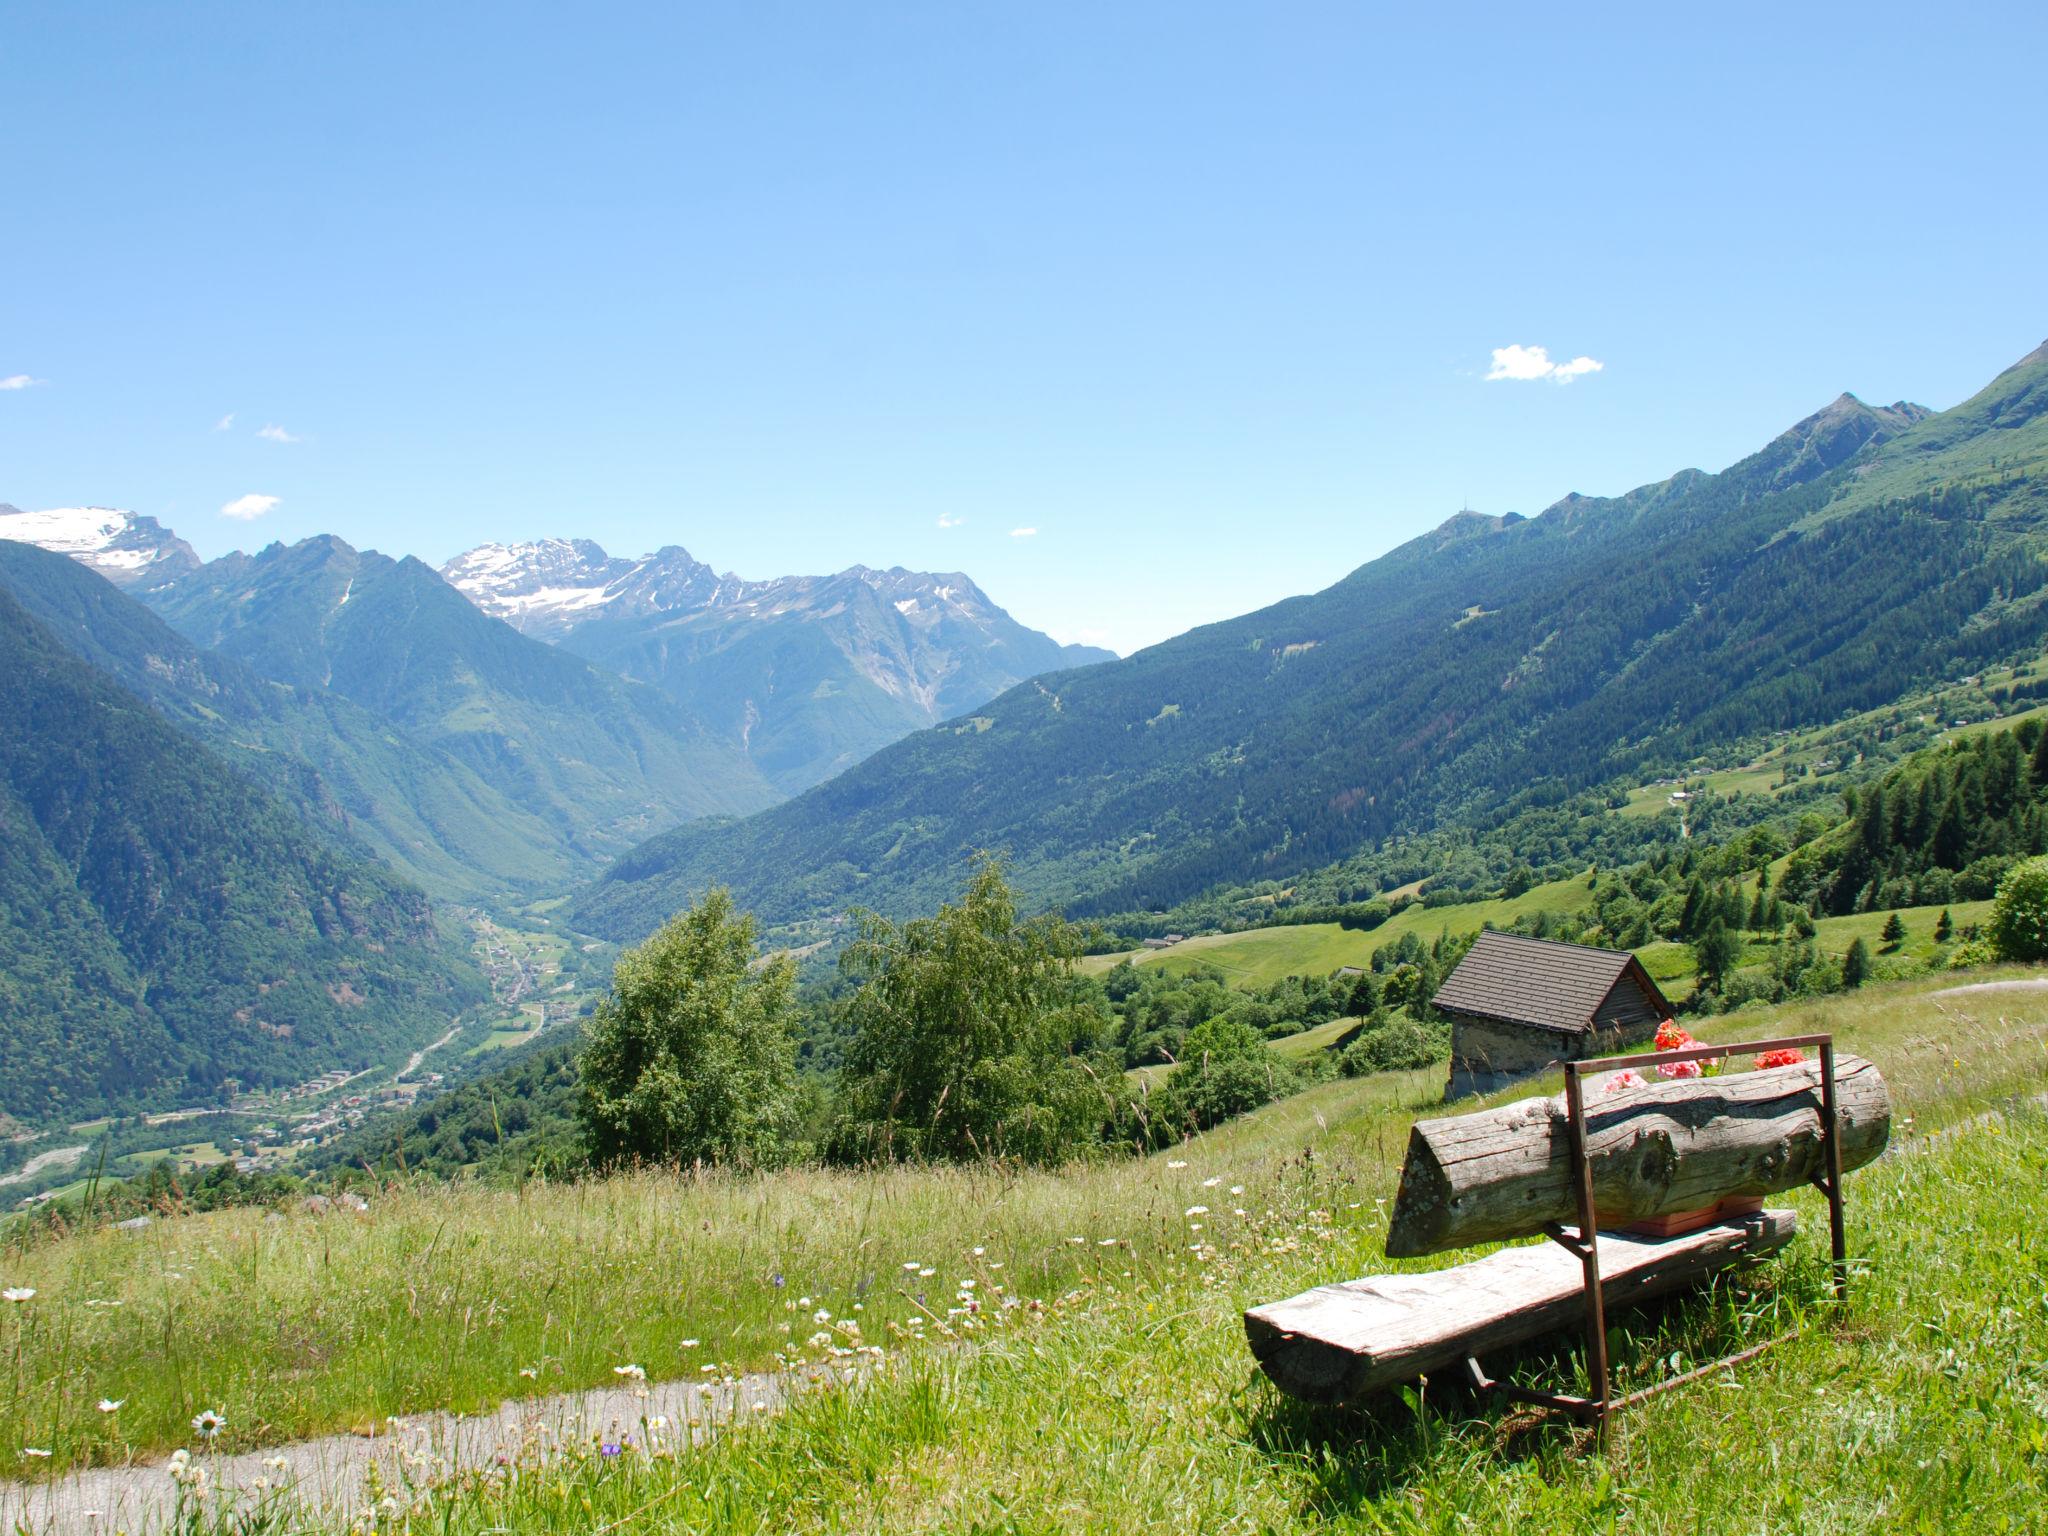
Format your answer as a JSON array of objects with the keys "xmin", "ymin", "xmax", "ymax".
[
  {"xmin": 578, "ymin": 887, "xmax": 799, "ymax": 1169},
  {"xmin": 1989, "ymin": 855, "xmax": 2048, "ymax": 963},
  {"xmin": 829, "ymin": 856, "xmax": 1112, "ymax": 1166},
  {"xmin": 1691, "ymin": 919, "xmax": 1744, "ymax": 993},
  {"xmin": 1164, "ymin": 1015, "xmax": 1293, "ymax": 1129},
  {"xmin": 1840, "ymin": 936, "xmax": 1871, "ymax": 989}
]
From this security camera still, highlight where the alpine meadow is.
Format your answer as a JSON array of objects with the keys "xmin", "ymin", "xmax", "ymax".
[{"xmin": 4, "ymin": 7, "xmax": 2048, "ymax": 1532}]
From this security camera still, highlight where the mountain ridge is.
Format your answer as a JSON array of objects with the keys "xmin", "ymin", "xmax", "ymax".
[
  {"xmin": 577, "ymin": 343, "xmax": 2048, "ymax": 941},
  {"xmin": 442, "ymin": 536, "xmax": 1115, "ymax": 792},
  {"xmin": 0, "ymin": 539, "xmax": 595, "ymax": 901},
  {"xmin": 133, "ymin": 533, "xmax": 780, "ymax": 866}
]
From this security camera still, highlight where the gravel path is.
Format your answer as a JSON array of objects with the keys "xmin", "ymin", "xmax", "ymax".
[
  {"xmin": 1928, "ymin": 977, "xmax": 2048, "ymax": 998},
  {"xmin": 0, "ymin": 1363, "xmax": 839, "ymax": 1535}
]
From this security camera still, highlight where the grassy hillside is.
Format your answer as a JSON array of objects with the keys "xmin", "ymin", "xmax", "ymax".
[
  {"xmin": 581, "ymin": 342, "xmax": 2048, "ymax": 943},
  {"xmin": 5, "ymin": 967, "xmax": 2044, "ymax": 1524},
  {"xmin": 1080, "ymin": 873, "xmax": 1597, "ymax": 987}
]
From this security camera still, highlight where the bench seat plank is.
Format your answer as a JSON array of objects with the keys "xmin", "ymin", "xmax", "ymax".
[{"xmin": 1244, "ymin": 1208, "xmax": 1795, "ymax": 1404}]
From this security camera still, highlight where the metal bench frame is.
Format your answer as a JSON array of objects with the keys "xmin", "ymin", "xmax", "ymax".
[{"xmin": 1462, "ymin": 1031, "xmax": 1849, "ymax": 1429}]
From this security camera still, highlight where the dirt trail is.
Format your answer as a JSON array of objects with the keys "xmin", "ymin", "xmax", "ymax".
[
  {"xmin": 1928, "ymin": 977, "xmax": 2048, "ymax": 998},
  {"xmin": 0, "ymin": 1364, "xmax": 845, "ymax": 1535}
]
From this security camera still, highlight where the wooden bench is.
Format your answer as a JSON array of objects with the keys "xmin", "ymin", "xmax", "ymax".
[{"xmin": 1245, "ymin": 1033, "xmax": 1890, "ymax": 1424}]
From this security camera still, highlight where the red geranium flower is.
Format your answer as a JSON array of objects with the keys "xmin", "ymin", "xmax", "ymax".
[
  {"xmin": 1654, "ymin": 1020, "xmax": 1694, "ymax": 1051},
  {"xmin": 1755, "ymin": 1047, "xmax": 1805, "ymax": 1069}
]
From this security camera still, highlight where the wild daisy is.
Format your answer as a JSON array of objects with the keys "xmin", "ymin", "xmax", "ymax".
[
  {"xmin": 191, "ymin": 1409, "xmax": 227, "ymax": 1439},
  {"xmin": 1, "ymin": 1288, "xmax": 34, "ymax": 1304},
  {"xmin": 97, "ymin": 1398, "xmax": 124, "ymax": 1414},
  {"xmin": 612, "ymin": 1364, "xmax": 646, "ymax": 1382}
]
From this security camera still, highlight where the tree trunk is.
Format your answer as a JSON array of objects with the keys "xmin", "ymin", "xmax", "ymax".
[
  {"xmin": 1384, "ymin": 1054, "xmax": 1888, "ymax": 1259},
  {"xmin": 1247, "ymin": 1208, "xmax": 1797, "ymax": 1404}
]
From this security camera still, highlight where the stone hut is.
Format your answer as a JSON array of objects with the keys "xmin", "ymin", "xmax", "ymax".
[{"xmin": 1432, "ymin": 930, "xmax": 1672, "ymax": 1099}]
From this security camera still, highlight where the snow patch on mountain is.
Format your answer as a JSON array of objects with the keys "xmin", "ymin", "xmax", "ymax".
[{"xmin": 0, "ymin": 504, "xmax": 201, "ymax": 587}]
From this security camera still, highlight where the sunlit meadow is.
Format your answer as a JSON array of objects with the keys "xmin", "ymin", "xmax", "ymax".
[{"xmin": 5, "ymin": 970, "xmax": 2047, "ymax": 1532}]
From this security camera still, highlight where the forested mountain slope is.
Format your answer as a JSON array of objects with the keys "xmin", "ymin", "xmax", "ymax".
[
  {"xmin": 0, "ymin": 587, "xmax": 485, "ymax": 1123},
  {"xmin": 442, "ymin": 540, "xmax": 1113, "ymax": 793},
  {"xmin": 135, "ymin": 535, "xmax": 779, "ymax": 865},
  {"xmin": 579, "ymin": 342, "xmax": 2048, "ymax": 940},
  {"xmin": 0, "ymin": 540, "xmax": 587, "ymax": 901}
]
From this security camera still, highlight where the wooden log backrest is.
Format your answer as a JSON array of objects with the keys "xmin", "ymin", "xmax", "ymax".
[{"xmin": 1383, "ymin": 1053, "xmax": 1891, "ymax": 1260}]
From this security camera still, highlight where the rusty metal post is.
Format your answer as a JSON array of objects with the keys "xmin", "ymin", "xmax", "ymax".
[
  {"xmin": 1562, "ymin": 1061, "xmax": 1610, "ymax": 1426},
  {"xmin": 1818, "ymin": 1038, "xmax": 1847, "ymax": 1301}
]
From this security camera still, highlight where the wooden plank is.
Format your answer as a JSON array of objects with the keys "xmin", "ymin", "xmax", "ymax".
[
  {"xmin": 1385, "ymin": 1055, "xmax": 1887, "ymax": 1258},
  {"xmin": 1245, "ymin": 1208, "xmax": 1796, "ymax": 1405}
]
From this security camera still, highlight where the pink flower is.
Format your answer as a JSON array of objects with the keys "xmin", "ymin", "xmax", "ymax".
[
  {"xmin": 1602, "ymin": 1068, "xmax": 1647, "ymax": 1093},
  {"xmin": 1657, "ymin": 1058, "xmax": 1703, "ymax": 1080}
]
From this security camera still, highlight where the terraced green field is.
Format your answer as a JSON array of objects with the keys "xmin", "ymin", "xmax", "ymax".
[{"xmin": 1082, "ymin": 873, "xmax": 1597, "ymax": 986}]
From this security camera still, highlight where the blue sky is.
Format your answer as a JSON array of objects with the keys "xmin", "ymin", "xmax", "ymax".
[{"xmin": 3, "ymin": 3, "xmax": 2043, "ymax": 654}]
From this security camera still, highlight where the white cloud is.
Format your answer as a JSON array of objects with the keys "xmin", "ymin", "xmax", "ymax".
[
  {"xmin": 0, "ymin": 374, "xmax": 43, "ymax": 391},
  {"xmin": 220, "ymin": 493, "xmax": 281, "ymax": 521},
  {"xmin": 256, "ymin": 424, "xmax": 302, "ymax": 443},
  {"xmin": 936, "ymin": 513, "xmax": 965, "ymax": 528},
  {"xmin": 1485, "ymin": 344, "xmax": 1604, "ymax": 384},
  {"xmin": 214, "ymin": 412, "xmax": 236, "ymax": 431},
  {"xmin": 1009, "ymin": 526, "xmax": 1038, "ymax": 538}
]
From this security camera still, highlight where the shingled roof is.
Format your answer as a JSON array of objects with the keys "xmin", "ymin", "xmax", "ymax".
[{"xmin": 1430, "ymin": 930, "xmax": 1670, "ymax": 1035}]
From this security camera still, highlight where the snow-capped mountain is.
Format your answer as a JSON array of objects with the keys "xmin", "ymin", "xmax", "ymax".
[
  {"xmin": 0, "ymin": 504, "xmax": 199, "ymax": 587},
  {"xmin": 441, "ymin": 538, "xmax": 1114, "ymax": 791}
]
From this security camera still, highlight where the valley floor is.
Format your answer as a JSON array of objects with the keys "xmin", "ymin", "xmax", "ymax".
[{"xmin": 3, "ymin": 971, "xmax": 2046, "ymax": 1531}]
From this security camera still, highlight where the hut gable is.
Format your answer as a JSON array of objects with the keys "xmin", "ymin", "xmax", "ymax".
[
  {"xmin": 1431, "ymin": 930, "xmax": 1670, "ymax": 1036},
  {"xmin": 1433, "ymin": 931, "xmax": 1673, "ymax": 1100}
]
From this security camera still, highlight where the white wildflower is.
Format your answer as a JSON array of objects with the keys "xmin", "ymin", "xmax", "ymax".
[
  {"xmin": 190, "ymin": 1409, "xmax": 227, "ymax": 1439},
  {"xmin": 1, "ymin": 1288, "xmax": 34, "ymax": 1304},
  {"xmin": 97, "ymin": 1399, "xmax": 124, "ymax": 1414},
  {"xmin": 613, "ymin": 1364, "xmax": 645, "ymax": 1381}
]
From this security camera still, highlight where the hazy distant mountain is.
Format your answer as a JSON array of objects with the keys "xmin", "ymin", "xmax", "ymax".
[
  {"xmin": 578, "ymin": 342, "xmax": 2048, "ymax": 940},
  {"xmin": 442, "ymin": 540, "xmax": 1115, "ymax": 792},
  {"xmin": 0, "ymin": 504, "xmax": 199, "ymax": 587},
  {"xmin": 130, "ymin": 535, "xmax": 780, "ymax": 862},
  {"xmin": 0, "ymin": 539, "xmax": 601, "ymax": 902}
]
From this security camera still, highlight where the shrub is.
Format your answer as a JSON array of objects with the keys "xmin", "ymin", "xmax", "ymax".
[
  {"xmin": 1989, "ymin": 854, "xmax": 2048, "ymax": 963},
  {"xmin": 1338, "ymin": 1015, "xmax": 1449, "ymax": 1076},
  {"xmin": 1165, "ymin": 1017, "xmax": 1294, "ymax": 1128}
]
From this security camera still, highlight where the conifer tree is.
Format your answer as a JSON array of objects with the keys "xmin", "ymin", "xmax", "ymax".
[{"xmin": 1840, "ymin": 937, "xmax": 1870, "ymax": 989}]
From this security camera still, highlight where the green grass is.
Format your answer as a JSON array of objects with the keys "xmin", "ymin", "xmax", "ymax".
[
  {"xmin": 69, "ymin": 964, "xmax": 2047, "ymax": 1533},
  {"xmin": 1082, "ymin": 873, "xmax": 1597, "ymax": 987},
  {"xmin": 7, "ymin": 965, "xmax": 2048, "ymax": 1519},
  {"xmin": 1267, "ymin": 1015, "xmax": 1361, "ymax": 1062}
]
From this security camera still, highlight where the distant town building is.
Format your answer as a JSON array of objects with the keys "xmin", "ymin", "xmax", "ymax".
[{"xmin": 1432, "ymin": 930, "xmax": 1672, "ymax": 1099}]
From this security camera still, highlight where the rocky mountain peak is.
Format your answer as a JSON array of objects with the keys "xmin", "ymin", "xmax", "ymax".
[{"xmin": 0, "ymin": 504, "xmax": 201, "ymax": 588}]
